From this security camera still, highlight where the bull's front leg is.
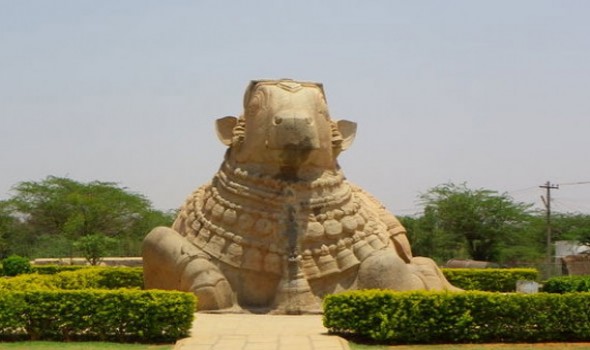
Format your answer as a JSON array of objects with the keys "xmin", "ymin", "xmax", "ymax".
[{"xmin": 142, "ymin": 227, "xmax": 234, "ymax": 310}]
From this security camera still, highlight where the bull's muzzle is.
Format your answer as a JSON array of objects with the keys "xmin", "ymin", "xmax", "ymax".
[{"xmin": 266, "ymin": 113, "xmax": 321, "ymax": 151}]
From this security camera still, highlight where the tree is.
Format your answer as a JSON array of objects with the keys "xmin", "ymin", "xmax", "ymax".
[
  {"xmin": 552, "ymin": 213, "xmax": 590, "ymax": 246},
  {"xmin": 0, "ymin": 201, "xmax": 15, "ymax": 258},
  {"xmin": 3, "ymin": 176, "xmax": 174, "ymax": 258},
  {"xmin": 418, "ymin": 183, "xmax": 541, "ymax": 263},
  {"xmin": 399, "ymin": 214, "xmax": 466, "ymax": 265},
  {"xmin": 73, "ymin": 233, "xmax": 117, "ymax": 265}
]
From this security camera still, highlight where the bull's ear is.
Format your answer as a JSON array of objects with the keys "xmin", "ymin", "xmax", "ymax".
[
  {"xmin": 215, "ymin": 116, "xmax": 238, "ymax": 146},
  {"xmin": 337, "ymin": 120, "xmax": 357, "ymax": 151}
]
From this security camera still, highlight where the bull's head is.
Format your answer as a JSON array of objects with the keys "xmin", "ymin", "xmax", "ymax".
[{"xmin": 215, "ymin": 80, "xmax": 356, "ymax": 179}]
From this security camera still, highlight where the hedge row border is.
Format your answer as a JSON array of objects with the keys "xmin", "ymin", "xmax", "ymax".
[
  {"xmin": 0, "ymin": 289, "xmax": 196, "ymax": 343},
  {"xmin": 324, "ymin": 290, "xmax": 590, "ymax": 344}
]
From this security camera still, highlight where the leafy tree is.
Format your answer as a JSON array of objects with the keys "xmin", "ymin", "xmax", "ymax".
[
  {"xmin": 73, "ymin": 233, "xmax": 117, "ymax": 265},
  {"xmin": 400, "ymin": 214, "xmax": 467, "ymax": 265},
  {"xmin": 2, "ymin": 176, "xmax": 174, "ymax": 258},
  {"xmin": 552, "ymin": 213, "xmax": 590, "ymax": 246},
  {"xmin": 0, "ymin": 201, "xmax": 14, "ymax": 258},
  {"xmin": 417, "ymin": 183, "xmax": 541, "ymax": 263}
]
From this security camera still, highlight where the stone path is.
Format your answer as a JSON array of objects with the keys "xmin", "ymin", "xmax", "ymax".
[{"xmin": 174, "ymin": 313, "xmax": 350, "ymax": 350}]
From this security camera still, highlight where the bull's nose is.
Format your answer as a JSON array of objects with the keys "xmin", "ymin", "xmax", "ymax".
[
  {"xmin": 267, "ymin": 115, "xmax": 320, "ymax": 150},
  {"xmin": 273, "ymin": 115, "xmax": 312, "ymax": 126}
]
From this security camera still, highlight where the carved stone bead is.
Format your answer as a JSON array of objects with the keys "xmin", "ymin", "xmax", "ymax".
[
  {"xmin": 191, "ymin": 220, "xmax": 202, "ymax": 233},
  {"xmin": 223, "ymin": 209, "xmax": 238, "ymax": 225},
  {"xmin": 204, "ymin": 197, "xmax": 215, "ymax": 213},
  {"xmin": 323, "ymin": 219, "xmax": 342, "ymax": 237},
  {"xmin": 212, "ymin": 203, "xmax": 225, "ymax": 219},
  {"xmin": 204, "ymin": 235, "xmax": 225, "ymax": 259},
  {"xmin": 226, "ymin": 242, "xmax": 243, "ymax": 266},
  {"xmin": 254, "ymin": 218, "xmax": 273, "ymax": 236},
  {"xmin": 237, "ymin": 213, "xmax": 255, "ymax": 230},
  {"xmin": 305, "ymin": 221, "xmax": 325, "ymax": 241},
  {"xmin": 332, "ymin": 209, "xmax": 344, "ymax": 220},
  {"xmin": 354, "ymin": 214, "xmax": 366, "ymax": 229},
  {"xmin": 341, "ymin": 216, "xmax": 357, "ymax": 233},
  {"xmin": 195, "ymin": 227, "xmax": 210, "ymax": 246}
]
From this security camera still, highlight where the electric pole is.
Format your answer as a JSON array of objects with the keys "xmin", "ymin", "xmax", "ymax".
[{"xmin": 540, "ymin": 181, "xmax": 559, "ymax": 265}]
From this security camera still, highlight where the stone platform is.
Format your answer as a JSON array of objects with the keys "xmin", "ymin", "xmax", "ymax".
[{"xmin": 174, "ymin": 313, "xmax": 350, "ymax": 350}]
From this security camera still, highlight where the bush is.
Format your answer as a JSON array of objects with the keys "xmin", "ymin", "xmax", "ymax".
[
  {"xmin": 323, "ymin": 290, "xmax": 590, "ymax": 344},
  {"xmin": 0, "ymin": 274, "xmax": 56, "ymax": 291},
  {"xmin": 53, "ymin": 267, "xmax": 144, "ymax": 289},
  {"xmin": 543, "ymin": 275, "xmax": 590, "ymax": 293},
  {"xmin": 0, "ymin": 267, "xmax": 144, "ymax": 290},
  {"xmin": 442, "ymin": 268, "xmax": 539, "ymax": 291},
  {"xmin": 0, "ymin": 289, "xmax": 196, "ymax": 342},
  {"xmin": 1, "ymin": 255, "xmax": 32, "ymax": 276},
  {"xmin": 32, "ymin": 265, "xmax": 87, "ymax": 275}
]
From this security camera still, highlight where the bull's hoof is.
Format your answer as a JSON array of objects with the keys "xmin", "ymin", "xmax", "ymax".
[
  {"xmin": 193, "ymin": 280, "xmax": 234, "ymax": 310},
  {"xmin": 180, "ymin": 258, "xmax": 234, "ymax": 310}
]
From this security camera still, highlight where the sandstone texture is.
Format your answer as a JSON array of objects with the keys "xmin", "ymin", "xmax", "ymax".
[{"xmin": 143, "ymin": 79, "xmax": 458, "ymax": 313}]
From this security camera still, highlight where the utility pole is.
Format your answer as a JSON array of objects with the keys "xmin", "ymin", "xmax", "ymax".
[{"xmin": 540, "ymin": 181, "xmax": 559, "ymax": 265}]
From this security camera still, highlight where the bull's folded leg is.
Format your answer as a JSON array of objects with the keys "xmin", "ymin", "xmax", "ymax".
[
  {"xmin": 180, "ymin": 258, "xmax": 234, "ymax": 310},
  {"xmin": 410, "ymin": 257, "xmax": 462, "ymax": 291},
  {"xmin": 357, "ymin": 249, "xmax": 426, "ymax": 290}
]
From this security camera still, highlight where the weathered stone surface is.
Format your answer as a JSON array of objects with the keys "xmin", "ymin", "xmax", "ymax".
[{"xmin": 142, "ymin": 79, "xmax": 458, "ymax": 314}]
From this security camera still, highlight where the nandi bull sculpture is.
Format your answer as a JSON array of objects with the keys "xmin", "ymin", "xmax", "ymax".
[{"xmin": 143, "ymin": 79, "xmax": 458, "ymax": 314}]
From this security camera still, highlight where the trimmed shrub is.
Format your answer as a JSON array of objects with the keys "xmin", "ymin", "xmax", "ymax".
[
  {"xmin": 0, "ymin": 267, "xmax": 144, "ymax": 291},
  {"xmin": 32, "ymin": 265, "xmax": 87, "ymax": 275},
  {"xmin": 323, "ymin": 290, "xmax": 590, "ymax": 344},
  {"xmin": 0, "ymin": 274, "xmax": 56, "ymax": 291},
  {"xmin": 1, "ymin": 255, "xmax": 32, "ymax": 277},
  {"xmin": 0, "ymin": 289, "xmax": 196, "ymax": 342},
  {"xmin": 543, "ymin": 275, "xmax": 590, "ymax": 293},
  {"xmin": 53, "ymin": 267, "xmax": 144, "ymax": 289},
  {"xmin": 442, "ymin": 268, "xmax": 539, "ymax": 292}
]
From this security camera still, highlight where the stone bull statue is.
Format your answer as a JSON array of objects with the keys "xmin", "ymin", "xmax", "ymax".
[{"xmin": 143, "ymin": 79, "xmax": 458, "ymax": 313}]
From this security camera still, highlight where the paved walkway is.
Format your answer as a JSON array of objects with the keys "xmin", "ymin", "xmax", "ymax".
[{"xmin": 174, "ymin": 313, "xmax": 350, "ymax": 350}]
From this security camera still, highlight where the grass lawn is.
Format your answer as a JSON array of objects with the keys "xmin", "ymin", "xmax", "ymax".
[
  {"xmin": 350, "ymin": 342, "xmax": 590, "ymax": 350},
  {"xmin": 0, "ymin": 342, "xmax": 173, "ymax": 350}
]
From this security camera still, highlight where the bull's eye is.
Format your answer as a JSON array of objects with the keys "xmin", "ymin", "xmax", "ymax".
[{"xmin": 274, "ymin": 116, "xmax": 283, "ymax": 125}]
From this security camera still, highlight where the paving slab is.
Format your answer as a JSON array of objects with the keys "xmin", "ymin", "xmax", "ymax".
[{"xmin": 174, "ymin": 313, "xmax": 350, "ymax": 350}]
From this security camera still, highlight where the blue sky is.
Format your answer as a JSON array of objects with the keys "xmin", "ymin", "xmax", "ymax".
[{"xmin": 1, "ymin": 1, "xmax": 589, "ymax": 215}]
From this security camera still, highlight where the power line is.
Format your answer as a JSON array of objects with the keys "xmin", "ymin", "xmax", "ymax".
[{"xmin": 559, "ymin": 181, "xmax": 590, "ymax": 186}]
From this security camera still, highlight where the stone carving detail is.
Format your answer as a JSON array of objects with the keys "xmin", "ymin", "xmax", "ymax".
[{"xmin": 142, "ymin": 79, "xmax": 458, "ymax": 314}]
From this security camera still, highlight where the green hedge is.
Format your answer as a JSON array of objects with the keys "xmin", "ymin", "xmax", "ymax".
[
  {"xmin": 324, "ymin": 290, "xmax": 590, "ymax": 344},
  {"xmin": 0, "ymin": 267, "xmax": 143, "ymax": 290},
  {"xmin": 0, "ymin": 289, "xmax": 196, "ymax": 342},
  {"xmin": 32, "ymin": 265, "xmax": 88, "ymax": 275},
  {"xmin": 543, "ymin": 275, "xmax": 590, "ymax": 293},
  {"xmin": 442, "ymin": 268, "xmax": 539, "ymax": 292},
  {"xmin": 0, "ymin": 256, "xmax": 32, "ymax": 276}
]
